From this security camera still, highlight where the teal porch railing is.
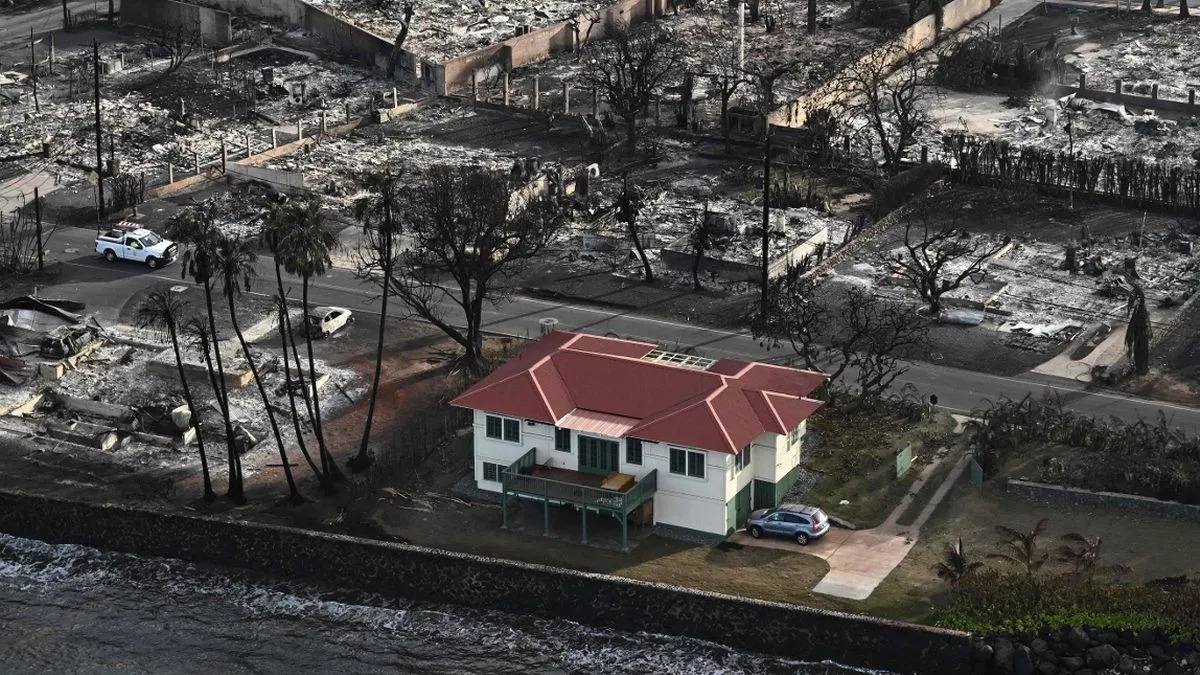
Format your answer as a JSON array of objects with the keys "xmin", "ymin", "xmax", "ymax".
[{"xmin": 499, "ymin": 448, "xmax": 657, "ymax": 551}]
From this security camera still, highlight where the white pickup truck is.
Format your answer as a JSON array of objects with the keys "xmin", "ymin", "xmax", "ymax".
[{"xmin": 95, "ymin": 227, "xmax": 178, "ymax": 269}]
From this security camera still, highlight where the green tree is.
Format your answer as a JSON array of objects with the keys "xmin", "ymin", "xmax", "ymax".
[
  {"xmin": 261, "ymin": 196, "xmax": 340, "ymax": 491},
  {"xmin": 212, "ymin": 232, "xmax": 303, "ymax": 504},
  {"xmin": 933, "ymin": 537, "xmax": 983, "ymax": 588},
  {"xmin": 167, "ymin": 206, "xmax": 245, "ymax": 504},
  {"xmin": 350, "ymin": 168, "xmax": 405, "ymax": 472},
  {"xmin": 988, "ymin": 518, "xmax": 1050, "ymax": 577},
  {"xmin": 135, "ymin": 291, "xmax": 216, "ymax": 502}
]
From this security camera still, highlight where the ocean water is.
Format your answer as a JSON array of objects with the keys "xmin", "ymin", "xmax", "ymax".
[{"xmin": 0, "ymin": 533, "xmax": 895, "ymax": 674}]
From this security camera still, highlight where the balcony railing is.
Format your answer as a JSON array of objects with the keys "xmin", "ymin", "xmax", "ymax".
[{"xmin": 501, "ymin": 448, "xmax": 657, "ymax": 516}]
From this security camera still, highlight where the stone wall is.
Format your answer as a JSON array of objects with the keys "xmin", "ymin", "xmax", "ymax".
[
  {"xmin": 972, "ymin": 626, "xmax": 1200, "ymax": 675},
  {"xmin": 1007, "ymin": 479, "xmax": 1200, "ymax": 524},
  {"xmin": 122, "ymin": 0, "xmax": 233, "ymax": 46},
  {"xmin": 0, "ymin": 489, "xmax": 971, "ymax": 674}
]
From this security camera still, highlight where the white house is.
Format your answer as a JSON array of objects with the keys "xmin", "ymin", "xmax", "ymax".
[{"xmin": 450, "ymin": 331, "xmax": 827, "ymax": 549}]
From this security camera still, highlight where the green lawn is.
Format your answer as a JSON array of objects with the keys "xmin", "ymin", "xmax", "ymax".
[{"xmin": 803, "ymin": 410, "xmax": 957, "ymax": 528}]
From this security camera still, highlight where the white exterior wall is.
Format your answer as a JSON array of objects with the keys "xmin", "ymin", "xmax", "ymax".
[
  {"xmin": 472, "ymin": 409, "xmax": 553, "ymax": 491},
  {"xmin": 642, "ymin": 439, "xmax": 729, "ymax": 535},
  {"xmin": 468, "ymin": 408, "xmax": 810, "ymax": 536}
]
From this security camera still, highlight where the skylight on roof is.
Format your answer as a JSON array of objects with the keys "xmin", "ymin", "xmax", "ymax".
[{"xmin": 642, "ymin": 349, "xmax": 716, "ymax": 371}]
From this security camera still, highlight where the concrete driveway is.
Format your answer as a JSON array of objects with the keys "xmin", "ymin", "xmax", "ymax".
[
  {"xmin": 730, "ymin": 450, "xmax": 971, "ymax": 600},
  {"xmin": 728, "ymin": 527, "xmax": 917, "ymax": 601}
]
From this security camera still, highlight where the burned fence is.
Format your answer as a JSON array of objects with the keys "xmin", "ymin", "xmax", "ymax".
[{"xmin": 939, "ymin": 134, "xmax": 1200, "ymax": 214}]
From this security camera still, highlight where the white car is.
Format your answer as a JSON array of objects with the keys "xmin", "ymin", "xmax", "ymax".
[
  {"xmin": 95, "ymin": 227, "xmax": 177, "ymax": 269},
  {"xmin": 305, "ymin": 306, "xmax": 353, "ymax": 338}
]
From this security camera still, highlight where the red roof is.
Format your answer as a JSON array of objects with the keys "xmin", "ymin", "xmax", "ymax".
[{"xmin": 450, "ymin": 332, "xmax": 828, "ymax": 454}]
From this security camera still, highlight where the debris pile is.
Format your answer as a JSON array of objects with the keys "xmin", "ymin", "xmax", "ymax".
[
  {"xmin": 303, "ymin": 0, "xmax": 603, "ymax": 61},
  {"xmin": 1063, "ymin": 19, "xmax": 1200, "ymax": 102}
]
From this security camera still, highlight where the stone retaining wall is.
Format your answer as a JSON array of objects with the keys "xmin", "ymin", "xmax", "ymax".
[
  {"xmin": 1007, "ymin": 479, "xmax": 1200, "ymax": 524},
  {"xmin": 0, "ymin": 489, "xmax": 970, "ymax": 674}
]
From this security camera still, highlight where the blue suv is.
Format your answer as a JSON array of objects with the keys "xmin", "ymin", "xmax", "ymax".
[{"xmin": 745, "ymin": 504, "xmax": 831, "ymax": 545}]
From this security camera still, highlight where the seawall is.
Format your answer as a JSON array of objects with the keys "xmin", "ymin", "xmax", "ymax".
[{"xmin": 0, "ymin": 490, "xmax": 971, "ymax": 674}]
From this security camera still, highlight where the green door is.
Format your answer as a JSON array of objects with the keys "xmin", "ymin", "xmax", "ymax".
[
  {"xmin": 727, "ymin": 483, "xmax": 753, "ymax": 533},
  {"xmin": 753, "ymin": 479, "xmax": 777, "ymax": 510},
  {"xmin": 578, "ymin": 436, "xmax": 620, "ymax": 475}
]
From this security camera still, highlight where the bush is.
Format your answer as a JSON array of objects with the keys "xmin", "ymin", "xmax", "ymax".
[
  {"xmin": 968, "ymin": 393, "xmax": 1200, "ymax": 504},
  {"xmin": 936, "ymin": 569, "xmax": 1200, "ymax": 640}
]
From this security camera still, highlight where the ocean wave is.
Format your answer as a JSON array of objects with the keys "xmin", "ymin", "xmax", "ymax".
[{"xmin": 0, "ymin": 533, "xmax": 894, "ymax": 675}]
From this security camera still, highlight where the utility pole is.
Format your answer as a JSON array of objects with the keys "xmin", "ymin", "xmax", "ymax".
[
  {"xmin": 737, "ymin": 1, "xmax": 746, "ymax": 72},
  {"xmin": 93, "ymin": 40, "xmax": 105, "ymax": 221},
  {"xmin": 34, "ymin": 187, "xmax": 44, "ymax": 271},
  {"xmin": 30, "ymin": 29, "xmax": 40, "ymax": 113},
  {"xmin": 760, "ymin": 127, "xmax": 772, "ymax": 316}
]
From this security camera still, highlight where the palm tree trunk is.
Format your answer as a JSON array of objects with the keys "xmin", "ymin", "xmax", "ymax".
[
  {"xmin": 351, "ymin": 225, "xmax": 392, "ymax": 472},
  {"xmin": 227, "ymin": 290, "xmax": 303, "ymax": 504},
  {"xmin": 167, "ymin": 320, "xmax": 216, "ymax": 502},
  {"xmin": 302, "ymin": 275, "xmax": 343, "ymax": 482},
  {"xmin": 272, "ymin": 260, "xmax": 332, "ymax": 493},
  {"xmin": 276, "ymin": 298, "xmax": 331, "ymax": 493},
  {"xmin": 203, "ymin": 279, "xmax": 245, "ymax": 505}
]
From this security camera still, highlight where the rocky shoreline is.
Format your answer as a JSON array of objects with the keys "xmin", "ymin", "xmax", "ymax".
[{"xmin": 974, "ymin": 627, "xmax": 1200, "ymax": 675}]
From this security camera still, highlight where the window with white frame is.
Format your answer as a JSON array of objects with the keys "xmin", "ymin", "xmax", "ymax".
[
  {"xmin": 484, "ymin": 414, "xmax": 520, "ymax": 443},
  {"xmin": 626, "ymin": 438, "xmax": 643, "ymax": 465},
  {"xmin": 734, "ymin": 445, "xmax": 751, "ymax": 471},
  {"xmin": 669, "ymin": 448, "xmax": 705, "ymax": 479},
  {"xmin": 482, "ymin": 462, "xmax": 504, "ymax": 482},
  {"xmin": 554, "ymin": 427, "xmax": 571, "ymax": 451},
  {"xmin": 788, "ymin": 426, "xmax": 801, "ymax": 447}
]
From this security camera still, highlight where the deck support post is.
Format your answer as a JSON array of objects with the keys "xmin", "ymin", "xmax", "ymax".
[
  {"xmin": 581, "ymin": 507, "xmax": 588, "ymax": 544},
  {"xmin": 501, "ymin": 487, "xmax": 508, "ymax": 529},
  {"xmin": 543, "ymin": 495, "xmax": 550, "ymax": 536},
  {"xmin": 620, "ymin": 515, "xmax": 629, "ymax": 553}
]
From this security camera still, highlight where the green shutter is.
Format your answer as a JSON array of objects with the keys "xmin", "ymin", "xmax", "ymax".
[
  {"xmin": 626, "ymin": 438, "xmax": 642, "ymax": 465},
  {"xmin": 485, "ymin": 416, "xmax": 502, "ymax": 439},
  {"xmin": 503, "ymin": 418, "xmax": 520, "ymax": 443},
  {"xmin": 669, "ymin": 448, "xmax": 685, "ymax": 474}
]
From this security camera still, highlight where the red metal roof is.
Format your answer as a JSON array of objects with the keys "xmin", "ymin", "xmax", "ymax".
[{"xmin": 450, "ymin": 332, "xmax": 828, "ymax": 454}]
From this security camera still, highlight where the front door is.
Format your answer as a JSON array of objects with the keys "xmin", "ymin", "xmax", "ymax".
[{"xmin": 578, "ymin": 435, "xmax": 619, "ymax": 475}]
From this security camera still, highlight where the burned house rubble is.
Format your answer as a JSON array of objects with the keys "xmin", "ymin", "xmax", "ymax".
[{"xmin": 0, "ymin": 291, "xmax": 366, "ymax": 478}]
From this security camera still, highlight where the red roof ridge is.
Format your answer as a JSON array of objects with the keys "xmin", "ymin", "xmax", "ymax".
[{"xmin": 705, "ymin": 397, "xmax": 737, "ymax": 452}]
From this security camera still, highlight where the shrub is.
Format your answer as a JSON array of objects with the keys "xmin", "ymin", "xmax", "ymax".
[{"xmin": 936, "ymin": 569, "xmax": 1200, "ymax": 640}]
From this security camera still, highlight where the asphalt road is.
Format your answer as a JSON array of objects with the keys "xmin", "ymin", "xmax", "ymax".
[
  {"xmin": 39, "ymin": 225, "xmax": 1200, "ymax": 436},
  {"xmin": 0, "ymin": 0, "xmax": 111, "ymax": 50}
]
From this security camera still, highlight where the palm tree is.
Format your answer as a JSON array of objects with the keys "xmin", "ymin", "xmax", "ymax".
[
  {"xmin": 212, "ymin": 232, "xmax": 304, "ymax": 505},
  {"xmin": 274, "ymin": 293, "xmax": 329, "ymax": 491},
  {"xmin": 1125, "ymin": 286, "xmax": 1152, "ymax": 376},
  {"xmin": 265, "ymin": 195, "xmax": 343, "ymax": 483},
  {"xmin": 167, "ymin": 206, "xmax": 246, "ymax": 505},
  {"xmin": 260, "ymin": 198, "xmax": 335, "ymax": 493},
  {"xmin": 988, "ymin": 518, "xmax": 1050, "ymax": 576},
  {"xmin": 932, "ymin": 537, "xmax": 984, "ymax": 589},
  {"xmin": 349, "ymin": 169, "xmax": 405, "ymax": 473},
  {"xmin": 136, "ymin": 291, "xmax": 216, "ymax": 502},
  {"xmin": 1056, "ymin": 532, "xmax": 1102, "ymax": 581}
]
